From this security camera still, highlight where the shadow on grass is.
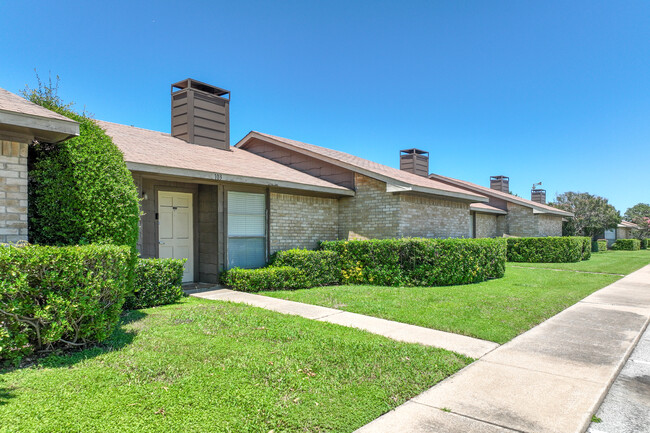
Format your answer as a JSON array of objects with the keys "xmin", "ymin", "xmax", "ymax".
[{"xmin": 1, "ymin": 310, "xmax": 147, "ymax": 406}]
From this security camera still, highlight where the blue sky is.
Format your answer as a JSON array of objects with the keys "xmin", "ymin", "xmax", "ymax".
[{"xmin": 1, "ymin": 1, "xmax": 648, "ymax": 213}]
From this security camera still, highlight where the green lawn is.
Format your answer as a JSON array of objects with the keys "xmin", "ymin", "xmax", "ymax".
[
  {"xmin": 0, "ymin": 297, "xmax": 469, "ymax": 433},
  {"xmin": 266, "ymin": 250, "xmax": 650, "ymax": 344},
  {"xmin": 511, "ymin": 249, "xmax": 650, "ymax": 275}
]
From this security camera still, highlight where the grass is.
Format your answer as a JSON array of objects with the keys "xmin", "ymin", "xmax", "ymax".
[
  {"xmin": 265, "ymin": 251, "xmax": 650, "ymax": 344},
  {"xmin": 0, "ymin": 297, "xmax": 470, "ymax": 433},
  {"xmin": 511, "ymin": 249, "xmax": 650, "ymax": 275}
]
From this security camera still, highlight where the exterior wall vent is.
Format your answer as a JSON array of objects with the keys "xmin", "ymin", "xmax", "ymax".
[
  {"xmin": 400, "ymin": 148, "xmax": 429, "ymax": 177},
  {"xmin": 531, "ymin": 188, "xmax": 546, "ymax": 204},
  {"xmin": 171, "ymin": 78, "xmax": 230, "ymax": 150},
  {"xmin": 490, "ymin": 175, "xmax": 510, "ymax": 193}
]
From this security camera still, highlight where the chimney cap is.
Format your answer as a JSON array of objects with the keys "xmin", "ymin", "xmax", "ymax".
[
  {"xmin": 490, "ymin": 175, "xmax": 509, "ymax": 181},
  {"xmin": 172, "ymin": 78, "xmax": 230, "ymax": 99},
  {"xmin": 400, "ymin": 148, "xmax": 429, "ymax": 156}
]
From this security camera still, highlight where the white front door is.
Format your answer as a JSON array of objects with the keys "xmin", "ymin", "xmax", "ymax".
[{"xmin": 158, "ymin": 191, "xmax": 194, "ymax": 282}]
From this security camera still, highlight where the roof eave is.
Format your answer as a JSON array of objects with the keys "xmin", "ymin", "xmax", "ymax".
[
  {"xmin": 0, "ymin": 110, "xmax": 79, "ymax": 143},
  {"xmin": 239, "ymin": 132, "xmax": 487, "ymax": 202},
  {"xmin": 125, "ymin": 161, "xmax": 355, "ymax": 197}
]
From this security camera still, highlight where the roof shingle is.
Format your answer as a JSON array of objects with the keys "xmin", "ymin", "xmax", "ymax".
[
  {"xmin": 96, "ymin": 120, "xmax": 352, "ymax": 194},
  {"xmin": 0, "ymin": 87, "xmax": 75, "ymax": 123}
]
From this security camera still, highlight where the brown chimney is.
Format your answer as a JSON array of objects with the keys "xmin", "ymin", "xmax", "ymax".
[
  {"xmin": 490, "ymin": 175, "xmax": 509, "ymax": 193},
  {"xmin": 531, "ymin": 188, "xmax": 546, "ymax": 204},
  {"xmin": 400, "ymin": 149, "xmax": 429, "ymax": 177},
  {"xmin": 171, "ymin": 78, "xmax": 230, "ymax": 150}
]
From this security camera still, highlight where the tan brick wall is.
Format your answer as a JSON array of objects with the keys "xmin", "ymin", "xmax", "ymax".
[
  {"xmin": 506, "ymin": 202, "xmax": 538, "ymax": 236},
  {"xmin": 399, "ymin": 194, "xmax": 470, "ymax": 238},
  {"xmin": 0, "ymin": 140, "xmax": 28, "ymax": 244},
  {"xmin": 338, "ymin": 174, "xmax": 400, "ymax": 239},
  {"xmin": 476, "ymin": 213, "xmax": 498, "ymax": 238},
  {"xmin": 536, "ymin": 214, "xmax": 563, "ymax": 237},
  {"xmin": 269, "ymin": 192, "xmax": 339, "ymax": 253}
]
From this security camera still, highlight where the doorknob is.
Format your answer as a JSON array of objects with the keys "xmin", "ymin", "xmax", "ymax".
[{"xmin": 159, "ymin": 241, "xmax": 166, "ymax": 245}]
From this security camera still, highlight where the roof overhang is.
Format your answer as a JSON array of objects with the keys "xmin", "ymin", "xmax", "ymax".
[
  {"xmin": 126, "ymin": 161, "xmax": 355, "ymax": 197},
  {"xmin": 238, "ymin": 132, "xmax": 488, "ymax": 203},
  {"xmin": 0, "ymin": 109, "xmax": 79, "ymax": 143},
  {"xmin": 532, "ymin": 208, "xmax": 574, "ymax": 217},
  {"xmin": 470, "ymin": 204, "xmax": 508, "ymax": 215}
]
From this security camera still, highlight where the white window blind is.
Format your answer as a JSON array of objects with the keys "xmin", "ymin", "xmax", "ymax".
[{"xmin": 227, "ymin": 191, "xmax": 267, "ymax": 269}]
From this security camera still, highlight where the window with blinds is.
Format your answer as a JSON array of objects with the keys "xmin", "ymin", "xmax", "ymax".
[{"xmin": 227, "ymin": 191, "xmax": 267, "ymax": 269}]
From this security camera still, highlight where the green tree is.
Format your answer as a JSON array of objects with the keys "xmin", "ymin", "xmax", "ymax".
[
  {"xmin": 550, "ymin": 192, "xmax": 621, "ymax": 239},
  {"xmin": 22, "ymin": 74, "xmax": 140, "ymax": 252},
  {"xmin": 624, "ymin": 203, "xmax": 650, "ymax": 239}
]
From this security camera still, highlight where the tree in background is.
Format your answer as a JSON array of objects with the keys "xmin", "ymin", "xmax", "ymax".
[
  {"xmin": 22, "ymin": 74, "xmax": 140, "ymax": 252},
  {"xmin": 624, "ymin": 203, "xmax": 650, "ymax": 239},
  {"xmin": 550, "ymin": 192, "xmax": 621, "ymax": 239}
]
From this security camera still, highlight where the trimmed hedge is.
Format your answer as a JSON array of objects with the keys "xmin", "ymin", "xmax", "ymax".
[
  {"xmin": 221, "ymin": 266, "xmax": 309, "ymax": 292},
  {"xmin": 124, "ymin": 258, "xmax": 186, "ymax": 309},
  {"xmin": 320, "ymin": 238, "xmax": 507, "ymax": 287},
  {"xmin": 506, "ymin": 237, "xmax": 590, "ymax": 263},
  {"xmin": 592, "ymin": 239, "xmax": 608, "ymax": 253},
  {"xmin": 641, "ymin": 238, "xmax": 648, "ymax": 250},
  {"xmin": 611, "ymin": 239, "xmax": 641, "ymax": 251},
  {"xmin": 270, "ymin": 249, "xmax": 340, "ymax": 286},
  {"xmin": 579, "ymin": 237, "xmax": 592, "ymax": 261},
  {"xmin": 0, "ymin": 244, "xmax": 131, "ymax": 363}
]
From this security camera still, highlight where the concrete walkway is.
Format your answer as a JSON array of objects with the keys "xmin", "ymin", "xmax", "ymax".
[
  {"xmin": 587, "ymin": 310, "xmax": 650, "ymax": 433},
  {"xmin": 191, "ymin": 288, "xmax": 498, "ymax": 359},
  {"xmin": 356, "ymin": 264, "xmax": 650, "ymax": 433}
]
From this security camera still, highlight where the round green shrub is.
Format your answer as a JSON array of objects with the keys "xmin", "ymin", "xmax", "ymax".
[{"xmin": 28, "ymin": 109, "xmax": 140, "ymax": 250}]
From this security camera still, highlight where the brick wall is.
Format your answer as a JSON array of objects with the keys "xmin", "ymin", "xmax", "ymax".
[
  {"xmin": 476, "ymin": 213, "xmax": 498, "ymax": 238},
  {"xmin": 338, "ymin": 174, "xmax": 400, "ymax": 240},
  {"xmin": 536, "ymin": 214, "xmax": 563, "ymax": 237},
  {"xmin": 269, "ymin": 192, "xmax": 339, "ymax": 253},
  {"xmin": 0, "ymin": 140, "xmax": 28, "ymax": 244},
  {"xmin": 506, "ymin": 202, "xmax": 538, "ymax": 236},
  {"xmin": 399, "ymin": 194, "xmax": 470, "ymax": 238}
]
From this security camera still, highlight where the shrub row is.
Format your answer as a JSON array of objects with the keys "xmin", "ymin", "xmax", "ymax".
[
  {"xmin": 270, "ymin": 249, "xmax": 340, "ymax": 286},
  {"xmin": 611, "ymin": 239, "xmax": 641, "ymax": 251},
  {"xmin": 320, "ymin": 238, "xmax": 506, "ymax": 287},
  {"xmin": 641, "ymin": 238, "xmax": 648, "ymax": 250},
  {"xmin": 506, "ymin": 237, "xmax": 591, "ymax": 263},
  {"xmin": 0, "ymin": 244, "xmax": 131, "ymax": 363},
  {"xmin": 221, "ymin": 266, "xmax": 310, "ymax": 292},
  {"xmin": 592, "ymin": 239, "xmax": 608, "ymax": 253},
  {"xmin": 124, "ymin": 258, "xmax": 186, "ymax": 309}
]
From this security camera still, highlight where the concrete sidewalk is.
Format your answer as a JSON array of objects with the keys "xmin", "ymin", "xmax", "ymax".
[
  {"xmin": 587, "ymin": 308, "xmax": 650, "ymax": 433},
  {"xmin": 191, "ymin": 288, "xmax": 498, "ymax": 358},
  {"xmin": 356, "ymin": 264, "xmax": 650, "ymax": 433}
]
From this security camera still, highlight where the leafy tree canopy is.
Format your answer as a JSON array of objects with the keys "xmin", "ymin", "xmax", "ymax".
[
  {"xmin": 550, "ymin": 192, "xmax": 621, "ymax": 239},
  {"xmin": 22, "ymin": 74, "xmax": 140, "ymax": 251},
  {"xmin": 624, "ymin": 203, "xmax": 650, "ymax": 238}
]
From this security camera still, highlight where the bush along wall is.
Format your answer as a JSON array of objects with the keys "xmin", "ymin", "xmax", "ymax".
[
  {"xmin": 506, "ymin": 237, "xmax": 591, "ymax": 263},
  {"xmin": 592, "ymin": 239, "xmax": 608, "ymax": 253},
  {"xmin": 221, "ymin": 267, "xmax": 310, "ymax": 292},
  {"xmin": 321, "ymin": 238, "xmax": 507, "ymax": 287},
  {"xmin": 641, "ymin": 238, "xmax": 648, "ymax": 250},
  {"xmin": 0, "ymin": 244, "xmax": 131, "ymax": 363},
  {"xmin": 269, "ymin": 249, "xmax": 340, "ymax": 286},
  {"xmin": 611, "ymin": 239, "xmax": 641, "ymax": 251},
  {"xmin": 124, "ymin": 258, "xmax": 186, "ymax": 309}
]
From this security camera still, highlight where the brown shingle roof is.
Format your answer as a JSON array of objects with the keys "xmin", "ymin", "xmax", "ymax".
[
  {"xmin": 96, "ymin": 120, "xmax": 353, "ymax": 195},
  {"xmin": 237, "ymin": 131, "xmax": 487, "ymax": 202},
  {"xmin": 0, "ymin": 87, "xmax": 75, "ymax": 123},
  {"xmin": 619, "ymin": 220, "xmax": 640, "ymax": 229},
  {"xmin": 429, "ymin": 173, "xmax": 573, "ymax": 217}
]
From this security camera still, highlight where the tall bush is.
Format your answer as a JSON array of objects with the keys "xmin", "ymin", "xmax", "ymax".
[{"xmin": 0, "ymin": 244, "xmax": 131, "ymax": 363}]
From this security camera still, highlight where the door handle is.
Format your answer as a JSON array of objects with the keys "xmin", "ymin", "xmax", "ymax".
[{"xmin": 159, "ymin": 241, "xmax": 166, "ymax": 245}]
